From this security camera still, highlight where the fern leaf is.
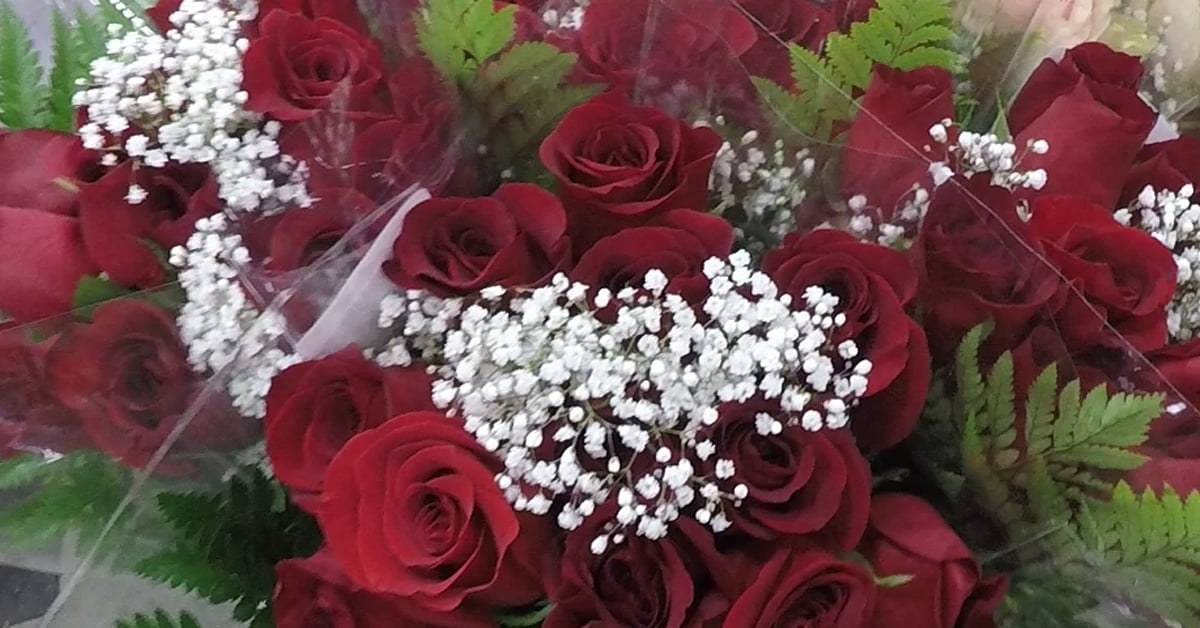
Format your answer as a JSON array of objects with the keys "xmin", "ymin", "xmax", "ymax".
[
  {"xmin": 0, "ymin": 1, "xmax": 46, "ymax": 129},
  {"xmin": 417, "ymin": 0, "xmax": 515, "ymax": 86},
  {"xmin": 954, "ymin": 322, "xmax": 991, "ymax": 419},
  {"xmin": 44, "ymin": 11, "xmax": 79, "ymax": 131},
  {"xmin": 115, "ymin": 609, "xmax": 203, "ymax": 628},
  {"xmin": 0, "ymin": 453, "xmax": 53, "ymax": 490},
  {"xmin": 823, "ymin": 32, "xmax": 872, "ymax": 93},
  {"xmin": 73, "ymin": 8, "xmax": 109, "ymax": 66},
  {"xmin": 1023, "ymin": 363, "xmax": 1057, "ymax": 457},
  {"xmin": 94, "ymin": 0, "xmax": 146, "ymax": 34},
  {"xmin": 983, "ymin": 351, "xmax": 1015, "ymax": 440}
]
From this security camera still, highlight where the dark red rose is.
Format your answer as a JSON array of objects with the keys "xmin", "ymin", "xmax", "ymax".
[
  {"xmin": 44, "ymin": 300, "xmax": 250, "ymax": 471},
  {"xmin": 545, "ymin": 508, "xmax": 736, "ymax": 628},
  {"xmin": 1010, "ymin": 43, "xmax": 1156, "ymax": 209},
  {"xmin": 723, "ymin": 548, "xmax": 876, "ymax": 628},
  {"xmin": 841, "ymin": 66, "xmax": 954, "ymax": 219},
  {"xmin": 382, "ymin": 183, "xmax": 571, "ymax": 296},
  {"xmin": 243, "ymin": 12, "xmax": 386, "ymax": 121},
  {"xmin": 708, "ymin": 399, "xmax": 871, "ymax": 548},
  {"xmin": 318, "ymin": 412, "xmax": 547, "ymax": 616},
  {"xmin": 344, "ymin": 59, "xmax": 458, "ymax": 200},
  {"xmin": 265, "ymin": 188, "xmax": 377, "ymax": 272},
  {"xmin": 77, "ymin": 162, "xmax": 220, "ymax": 288},
  {"xmin": 274, "ymin": 550, "xmax": 478, "ymax": 628},
  {"xmin": 570, "ymin": 209, "xmax": 732, "ymax": 303},
  {"xmin": 1127, "ymin": 456, "xmax": 1200, "ymax": 496},
  {"xmin": 0, "ymin": 333, "xmax": 88, "ymax": 454},
  {"xmin": 264, "ymin": 348, "xmax": 435, "ymax": 510},
  {"xmin": 574, "ymin": 0, "xmax": 756, "ymax": 104},
  {"xmin": 1135, "ymin": 339, "xmax": 1200, "ymax": 459},
  {"xmin": 861, "ymin": 493, "xmax": 1008, "ymax": 628},
  {"xmin": 250, "ymin": 0, "xmax": 370, "ymax": 35},
  {"xmin": 0, "ymin": 130, "xmax": 104, "ymax": 322},
  {"xmin": 737, "ymin": 0, "xmax": 835, "ymax": 87},
  {"xmin": 1028, "ymin": 195, "xmax": 1176, "ymax": 353},
  {"xmin": 763, "ymin": 229, "xmax": 930, "ymax": 449},
  {"xmin": 1121, "ymin": 136, "xmax": 1200, "ymax": 206},
  {"xmin": 539, "ymin": 94, "xmax": 722, "ymax": 245},
  {"xmin": 914, "ymin": 175, "xmax": 1064, "ymax": 362}
]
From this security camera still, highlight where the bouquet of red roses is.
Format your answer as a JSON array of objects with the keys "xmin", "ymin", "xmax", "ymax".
[{"xmin": 2, "ymin": 0, "xmax": 1200, "ymax": 626}]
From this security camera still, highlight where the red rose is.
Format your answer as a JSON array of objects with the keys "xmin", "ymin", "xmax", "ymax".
[
  {"xmin": 539, "ymin": 94, "xmax": 722, "ymax": 243},
  {"xmin": 250, "ymin": 0, "xmax": 370, "ymax": 35},
  {"xmin": 264, "ymin": 188, "xmax": 377, "ymax": 272},
  {"xmin": 1137, "ymin": 339, "xmax": 1200, "ymax": 459},
  {"xmin": 723, "ymin": 548, "xmax": 876, "ymax": 627},
  {"xmin": 1010, "ymin": 43, "xmax": 1156, "ymax": 209},
  {"xmin": 1028, "ymin": 195, "xmax": 1176, "ymax": 353},
  {"xmin": 243, "ymin": 11, "xmax": 386, "ymax": 121},
  {"xmin": 569, "ymin": 210, "xmax": 732, "ymax": 303},
  {"xmin": 708, "ymin": 399, "xmax": 871, "ymax": 548},
  {"xmin": 274, "ymin": 550, "xmax": 470, "ymax": 628},
  {"xmin": 914, "ymin": 176, "xmax": 1064, "ymax": 362},
  {"xmin": 831, "ymin": 0, "xmax": 876, "ymax": 30},
  {"xmin": 860, "ymin": 493, "xmax": 1007, "ymax": 628},
  {"xmin": 1121, "ymin": 136, "xmax": 1200, "ymax": 205},
  {"xmin": 318, "ymin": 412, "xmax": 546, "ymax": 617},
  {"xmin": 0, "ymin": 130, "xmax": 104, "ymax": 322},
  {"xmin": 574, "ymin": 0, "xmax": 756, "ymax": 103},
  {"xmin": 763, "ymin": 229, "xmax": 930, "ymax": 449},
  {"xmin": 545, "ymin": 509, "xmax": 736, "ymax": 628},
  {"xmin": 840, "ymin": 66, "xmax": 954, "ymax": 219},
  {"xmin": 44, "ymin": 300, "xmax": 251, "ymax": 471},
  {"xmin": 382, "ymin": 183, "xmax": 571, "ymax": 296},
  {"xmin": 738, "ymin": 0, "xmax": 835, "ymax": 87},
  {"xmin": 345, "ymin": 60, "xmax": 458, "ymax": 200},
  {"xmin": 0, "ymin": 333, "xmax": 88, "ymax": 454},
  {"xmin": 77, "ymin": 162, "xmax": 220, "ymax": 288},
  {"xmin": 264, "ymin": 348, "xmax": 435, "ymax": 509}
]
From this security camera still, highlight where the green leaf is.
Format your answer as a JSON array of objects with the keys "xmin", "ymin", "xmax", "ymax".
[
  {"xmin": 874, "ymin": 573, "xmax": 915, "ymax": 588},
  {"xmin": 72, "ymin": 275, "xmax": 135, "ymax": 314},
  {"xmin": 94, "ymin": 0, "xmax": 147, "ymax": 34},
  {"xmin": 416, "ymin": 0, "xmax": 515, "ymax": 86},
  {"xmin": 115, "ymin": 610, "xmax": 204, "ymax": 628},
  {"xmin": 0, "ymin": 0, "xmax": 46, "ymax": 129},
  {"xmin": 45, "ymin": 11, "xmax": 80, "ymax": 131},
  {"xmin": 497, "ymin": 600, "xmax": 553, "ymax": 627},
  {"xmin": 990, "ymin": 94, "xmax": 1011, "ymax": 142},
  {"xmin": 0, "ymin": 453, "xmax": 54, "ymax": 490}
]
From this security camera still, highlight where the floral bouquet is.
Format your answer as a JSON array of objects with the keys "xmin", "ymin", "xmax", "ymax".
[{"xmin": 3, "ymin": 0, "xmax": 1200, "ymax": 626}]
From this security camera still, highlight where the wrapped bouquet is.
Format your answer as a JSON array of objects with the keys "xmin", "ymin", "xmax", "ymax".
[{"xmin": 2, "ymin": 0, "xmax": 1200, "ymax": 626}]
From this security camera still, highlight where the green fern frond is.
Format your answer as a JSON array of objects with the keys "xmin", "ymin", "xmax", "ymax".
[
  {"xmin": 115, "ymin": 609, "xmax": 203, "ymax": 628},
  {"xmin": 46, "ymin": 11, "xmax": 80, "ymax": 131},
  {"xmin": 416, "ymin": 0, "xmax": 515, "ymax": 86},
  {"xmin": 0, "ymin": 1, "xmax": 45, "ymax": 129}
]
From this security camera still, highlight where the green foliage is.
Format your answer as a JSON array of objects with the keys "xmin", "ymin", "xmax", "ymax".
[
  {"xmin": 73, "ymin": 275, "xmax": 135, "ymax": 313},
  {"xmin": 497, "ymin": 601, "xmax": 553, "ymax": 627},
  {"xmin": 0, "ymin": 1, "xmax": 140, "ymax": 131},
  {"xmin": 115, "ymin": 610, "xmax": 203, "ymax": 628},
  {"xmin": 416, "ymin": 0, "xmax": 516, "ymax": 86},
  {"xmin": 0, "ymin": 451, "xmax": 137, "ymax": 555},
  {"xmin": 134, "ymin": 467, "xmax": 322, "ymax": 628},
  {"xmin": 753, "ymin": 0, "xmax": 956, "ymax": 137}
]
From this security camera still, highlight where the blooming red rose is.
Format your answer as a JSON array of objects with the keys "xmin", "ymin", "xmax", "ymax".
[
  {"xmin": 0, "ymin": 130, "xmax": 104, "ymax": 322},
  {"xmin": 841, "ymin": 66, "xmax": 954, "ymax": 219},
  {"xmin": 1028, "ymin": 195, "xmax": 1177, "ymax": 353},
  {"xmin": 382, "ymin": 183, "xmax": 571, "ymax": 296},
  {"xmin": 570, "ymin": 209, "xmax": 732, "ymax": 304},
  {"xmin": 77, "ymin": 162, "xmax": 220, "ymax": 288},
  {"xmin": 545, "ymin": 508, "xmax": 736, "ymax": 628},
  {"xmin": 539, "ymin": 94, "xmax": 722, "ymax": 243},
  {"xmin": 44, "ymin": 300, "xmax": 250, "ymax": 471},
  {"xmin": 264, "ymin": 348, "xmax": 435, "ymax": 510},
  {"xmin": 723, "ymin": 548, "xmax": 876, "ymax": 628},
  {"xmin": 264, "ymin": 188, "xmax": 377, "ymax": 272},
  {"xmin": 860, "ymin": 493, "xmax": 1007, "ymax": 628},
  {"xmin": 1010, "ymin": 42, "xmax": 1157, "ymax": 209},
  {"xmin": 708, "ymin": 399, "xmax": 871, "ymax": 548},
  {"xmin": 0, "ymin": 333, "xmax": 88, "ymax": 454},
  {"xmin": 914, "ymin": 175, "xmax": 1064, "ymax": 362},
  {"xmin": 737, "ymin": 0, "xmax": 834, "ymax": 87},
  {"xmin": 318, "ymin": 412, "xmax": 547, "ymax": 616},
  {"xmin": 573, "ymin": 0, "xmax": 756, "ymax": 103},
  {"xmin": 243, "ymin": 11, "xmax": 386, "ymax": 121},
  {"xmin": 345, "ymin": 59, "xmax": 458, "ymax": 200},
  {"xmin": 763, "ymin": 228, "xmax": 930, "ymax": 449},
  {"xmin": 1121, "ymin": 136, "xmax": 1200, "ymax": 205},
  {"xmin": 274, "ymin": 550, "xmax": 478, "ymax": 628}
]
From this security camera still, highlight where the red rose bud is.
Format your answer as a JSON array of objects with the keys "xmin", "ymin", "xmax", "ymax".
[
  {"xmin": 382, "ymin": 183, "xmax": 572, "ymax": 297},
  {"xmin": 763, "ymin": 228, "xmax": 930, "ymax": 449},
  {"xmin": 318, "ymin": 412, "xmax": 549, "ymax": 615},
  {"xmin": 723, "ymin": 548, "xmax": 876, "ymax": 627},
  {"xmin": 1010, "ymin": 42, "xmax": 1157, "ymax": 209},
  {"xmin": 860, "ymin": 493, "xmax": 1008, "ymax": 628},
  {"xmin": 264, "ymin": 348, "xmax": 435, "ymax": 510}
]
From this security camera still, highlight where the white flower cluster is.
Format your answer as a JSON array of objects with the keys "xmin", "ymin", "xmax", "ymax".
[
  {"xmin": 73, "ymin": 0, "xmax": 309, "ymax": 213},
  {"xmin": 540, "ymin": 0, "xmax": 589, "ymax": 30},
  {"xmin": 927, "ymin": 121, "xmax": 1049, "ymax": 192},
  {"xmin": 1115, "ymin": 184, "xmax": 1200, "ymax": 341},
  {"xmin": 376, "ymin": 252, "xmax": 872, "ymax": 550},
  {"xmin": 843, "ymin": 188, "xmax": 930, "ymax": 249},
  {"xmin": 170, "ymin": 215, "xmax": 299, "ymax": 417},
  {"xmin": 708, "ymin": 119, "xmax": 815, "ymax": 256}
]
